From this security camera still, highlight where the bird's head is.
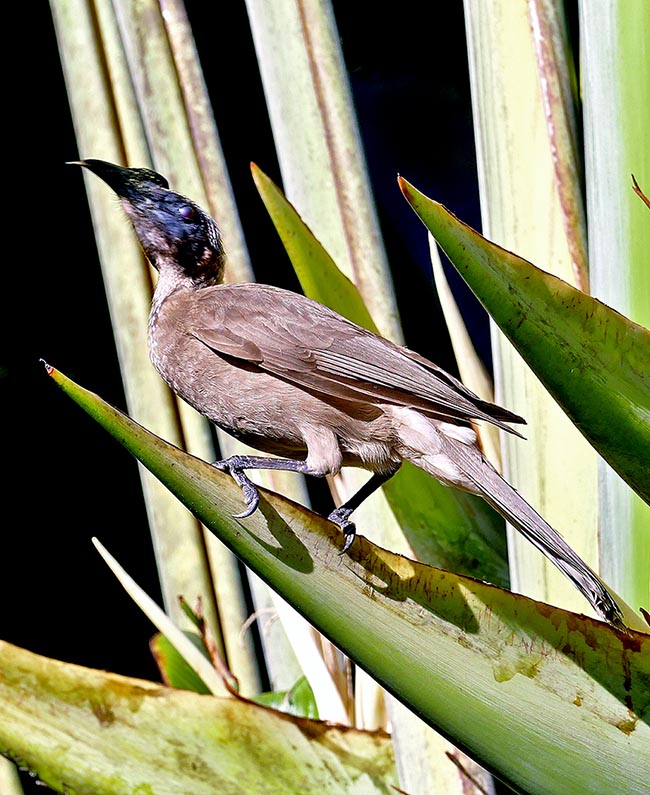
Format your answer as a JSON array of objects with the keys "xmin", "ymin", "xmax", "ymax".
[{"xmin": 71, "ymin": 159, "xmax": 225, "ymax": 286}]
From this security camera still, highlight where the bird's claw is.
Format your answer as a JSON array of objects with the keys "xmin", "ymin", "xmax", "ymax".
[
  {"xmin": 232, "ymin": 481, "xmax": 260, "ymax": 519},
  {"xmin": 213, "ymin": 458, "xmax": 261, "ymax": 519},
  {"xmin": 328, "ymin": 506, "xmax": 357, "ymax": 554}
]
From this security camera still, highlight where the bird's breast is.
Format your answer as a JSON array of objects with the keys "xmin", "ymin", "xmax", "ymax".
[
  {"xmin": 148, "ymin": 314, "xmax": 313, "ymax": 457},
  {"xmin": 148, "ymin": 298, "xmax": 402, "ymax": 473}
]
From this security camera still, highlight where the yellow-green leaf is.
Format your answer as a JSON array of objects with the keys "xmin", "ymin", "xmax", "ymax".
[
  {"xmin": 37, "ymin": 364, "xmax": 650, "ymax": 795},
  {"xmin": 0, "ymin": 641, "xmax": 395, "ymax": 794},
  {"xmin": 400, "ymin": 179, "xmax": 650, "ymax": 504}
]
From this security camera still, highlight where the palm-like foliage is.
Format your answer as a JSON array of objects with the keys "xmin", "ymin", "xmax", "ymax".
[{"xmin": 3, "ymin": 2, "xmax": 648, "ymax": 794}]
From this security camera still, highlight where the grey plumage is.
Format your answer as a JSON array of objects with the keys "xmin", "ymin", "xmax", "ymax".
[{"xmin": 73, "ymin": 158, "xmax": 624, "ymax": 628}]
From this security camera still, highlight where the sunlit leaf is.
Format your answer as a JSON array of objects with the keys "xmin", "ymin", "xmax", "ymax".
[
  {"xmin": 38, "ymin": 364, "xmax": 650, "ymax": 795},
  {"xmin": 0, "ymin": 641, "xmax": 395, "ymax": 794},
  {"xmin": 399, "ymin": 179, "xmax": 650, "ymax": 504}
]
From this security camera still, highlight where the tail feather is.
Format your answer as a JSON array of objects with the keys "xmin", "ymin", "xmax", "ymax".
[
  {"xmin": 409, "ymin": 431, "xmax": 625, "ymax": 627},
  {"xmin": 464, "ymin": 459, "xmax": 623, "ymax": 627}
]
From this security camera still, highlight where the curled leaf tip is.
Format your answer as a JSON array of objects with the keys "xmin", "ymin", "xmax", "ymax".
[{"xmin": 40, "ymin": 359, "xmax": 54, "ymax": 375}]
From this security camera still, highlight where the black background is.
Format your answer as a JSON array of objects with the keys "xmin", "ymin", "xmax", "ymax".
[{"xmin": 6, "ymin": 2, "xmax": 499, "ymax": 791}]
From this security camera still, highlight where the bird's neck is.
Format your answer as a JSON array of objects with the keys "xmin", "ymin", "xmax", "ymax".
[
  {"xmin": 148, "ymin": 262, "xmax": 202, "ymax": 328},
  {"xmin": 152, "ymin": 258, "xmax": 190, "ymax": 294}
]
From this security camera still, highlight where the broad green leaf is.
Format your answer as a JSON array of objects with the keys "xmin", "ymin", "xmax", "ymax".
[
  {"xmin": 0, "ymin": 640, "xmax": 396, "ymax": 795},
  {"xmin": 253, "ymin": 164, "xmax": 508, "ymax": 585},
  {"xmin": 399, "ymin": 179, "xmax": 650, "ymax": 505},
  {"xmin": 40, "ymin": 365, "xmax": 650, "ymax": 795}
]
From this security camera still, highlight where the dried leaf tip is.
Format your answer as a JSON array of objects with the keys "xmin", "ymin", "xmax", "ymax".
[{"xmin": 631, "ymin": 174, "xmax": 650, "ymax": 210}]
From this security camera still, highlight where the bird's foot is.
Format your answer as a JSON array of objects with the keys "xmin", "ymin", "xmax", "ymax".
[
  {"xmin": 328, "ymin": 506, "xmax": 357, "ymax": 554},
  {"xmin": 213, "ymin": 457, "xmax": 260, "ymax": 519}
]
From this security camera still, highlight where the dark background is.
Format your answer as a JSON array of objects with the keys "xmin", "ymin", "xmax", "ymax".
[{"xmin": 6, "ymin": 2, "xmax": 495, "ymax": 791}]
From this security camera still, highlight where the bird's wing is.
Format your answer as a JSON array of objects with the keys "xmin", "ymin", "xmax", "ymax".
[{"xmin": 191, "ymin": 284, "xmax": 525, "ymax": 432}]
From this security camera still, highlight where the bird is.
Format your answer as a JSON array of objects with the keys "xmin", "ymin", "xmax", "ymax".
[{"xmin": 71, "ymin": 158, "xmax": 623, "ymax": 628}]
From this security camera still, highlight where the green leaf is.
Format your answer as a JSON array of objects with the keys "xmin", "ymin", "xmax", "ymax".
[
  {"xmin": 39, "ymin": 364, "xmax": 650, "ymax": 795},
  {"xmin": 253, "ymin": 676, "xmax": 319, "ymax": 719},
  {"xmin": 252, "ymin": 164, "xmax": 509, "ymax": 585},
  {"xmin": 150, "ymin": 632, "xmax": 212, "ymax": 695},
  {"xmin": 399, "ymin": 179, "xmax": 650, "ymax": 504},
  {"xmin": 0, "ymin": 640, "xmax": 395, "ymax": 794},
  {"xmin": 251, "ymin": 163, "xmax": 378, "ymax": 331}
]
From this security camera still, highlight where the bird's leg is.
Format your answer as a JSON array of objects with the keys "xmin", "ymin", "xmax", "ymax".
[
  {"xmin": 328, "ymin": 472, "xmax": 393, "ymax": 553},
  {"xmin": 213, "ymin": 455, "xmax": 318, "ymax": 519},
  {"xmin": 214, "ymin": 455, "xmax": 394, "ymax": 553}
]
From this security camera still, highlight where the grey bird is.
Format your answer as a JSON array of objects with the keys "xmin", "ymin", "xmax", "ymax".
[{"xmin": 72, "ymin": 158, "xmax": 623, "ymax": 627}]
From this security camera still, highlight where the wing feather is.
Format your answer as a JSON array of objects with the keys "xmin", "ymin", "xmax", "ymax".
[{"xmin": 190, "ymin": 283, "xmax": 525, "ymax": 433}]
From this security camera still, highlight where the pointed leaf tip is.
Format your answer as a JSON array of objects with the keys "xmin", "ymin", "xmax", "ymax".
[
  {"xmin": 40, "ymin": 367, "xmax": 650, "ymax": 792},
  {"xmin": 397, "ymin": 175, "xmax": 423, "ymax": 199},
  {"xmin": 398, "ymin": 180, "xmax": 650, "ymax": 503},
  {"xmin": 40, "ymin": 359, "xmax": 54, "ymax": 376}
]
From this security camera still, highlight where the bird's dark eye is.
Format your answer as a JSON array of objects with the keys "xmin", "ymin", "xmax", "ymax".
[{"xmin": 179, "ymin": 205, "xmax": 196, "ymax": 221}]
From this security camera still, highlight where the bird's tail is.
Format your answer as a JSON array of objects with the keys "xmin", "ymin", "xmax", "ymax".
[{"xmin": 415, "ymin": 440, "xmax": 625, "ymax": 627}]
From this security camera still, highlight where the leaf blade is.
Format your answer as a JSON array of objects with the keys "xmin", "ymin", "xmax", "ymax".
[
  {"xmin": 0, "ymin": 640, "xmax": 396, "ymax": 795},
  {"xmin": 399, "ymin": 180, "xmax": 650, "ymax": 504},
  {"xmin": 40, "ymin": 364, "xmax": 650, "ymax": 795}
]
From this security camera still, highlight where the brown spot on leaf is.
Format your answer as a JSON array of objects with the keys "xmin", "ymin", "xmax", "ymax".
[
  {"xmin": 92, "ymin": 700, "xmax": 116, "ymax": 727},
  {"xmin": 615, "ymin": 711, "xmax": 638, "ymax": 736}
]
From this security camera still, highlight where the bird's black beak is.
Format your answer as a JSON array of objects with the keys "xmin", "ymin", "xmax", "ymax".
[
  {"xmin": 67, "ymin": 159, "xmax": 170, "ymax": 198},
  {"xmin": 67, "ymin": 159, "xmax": 134, "ymax": 197}
]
